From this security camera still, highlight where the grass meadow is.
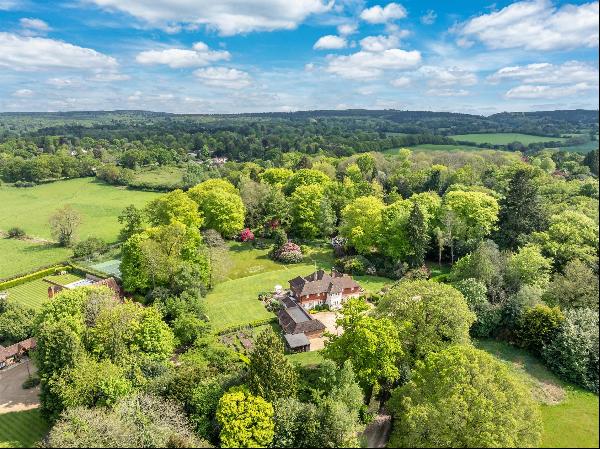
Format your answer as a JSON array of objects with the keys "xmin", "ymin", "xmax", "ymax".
[
  {"xmin": 0, "ymin": 178, "xmax": 159, "ymax": 279},
  {"xmin": 450, "ymin": 133, "xmax": 566, "ymax": 145},
  {"xmin": 477, "ymin": 339, "xmax": 599, "ymax": 448}
]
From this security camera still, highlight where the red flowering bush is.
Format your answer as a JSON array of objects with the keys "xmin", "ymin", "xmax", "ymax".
[{"xmin": 239, "ymin": 228, "xmax": 255, "ymax": 242}]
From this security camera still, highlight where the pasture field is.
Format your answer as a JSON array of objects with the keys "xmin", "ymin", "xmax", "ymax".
[
  {"xmin": 0, "ymin": 178, "xmax": 159, "ymax": 279},
  {"xmin": 206, "ymin": 243, "xmax": 390, "ymax": 331},
  {"xmin": 0, "ymin": 239, "xmax": 70, "ymax": 280},
  {"xmin": 4, "ymin": 273, "xmax": 83, "ymax": 310},
  {"xmin": 450, "ymin": 133, "xmax": 566, "ymax": 145},
  {"xmin": 131, "ymin": 165, "xmax": 186, "ymax": 187},
  {"xmin": 0, "ymin": 409, "xmax": 49, "ymax": 448},
  {"xmin": 0, "ymin": 178, "xmax": 160, "ymax": 242},
  {"xmin": 477, "ymin": 339, "xmax": 599, "ymax": 448}
]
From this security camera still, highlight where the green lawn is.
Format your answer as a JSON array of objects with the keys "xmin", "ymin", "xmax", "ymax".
[
  {"xmin": 206, "ymin": 243, "xmax": 389, "ymax": 332},
  {"xmin": 0, "ymin": 178, "xmax": 160, "ymax": 242},
  {"xmin": 477, "ymin": 339, "xmax": 599, "ymax": 448},
  {"xmin": 0, "ymin": 409, "xmax": 49, "ymax": 448},
  {"xmin": 0, "ymin": 239, "xmax": 70, "ymax": 280},
  {"xmin": 384, "ymin": 144, "xmax": 489, "ymax": 154},
  {"xmin": 287, "ymin": 350, "xmax": 324, "ymax": 366},
  {"xmin": 450, "ymin": 133, "xmax": 566, "ymax": 145},
  {"xmin": 4, "ymin": 273, "xmax": 83, "ymax": 310}
]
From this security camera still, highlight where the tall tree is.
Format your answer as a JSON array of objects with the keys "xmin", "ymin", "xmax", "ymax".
[
  {"xmin": 388, "ymin": 345, "xmax": 542, "ymax": 448},
  {"xmin": 496, "ymin": 168, "xmax": 547, "ymax": 249},
  {"xmin": 407, "ymin": 203, "xmax": 429, "ymax": 267},
  {"xmin": 49, "ymin": 205, "xmax": 81, "ymax": 246},
  {"xmin": 247, "ymin": 329, "xmax": 299, "ymax": 403}
]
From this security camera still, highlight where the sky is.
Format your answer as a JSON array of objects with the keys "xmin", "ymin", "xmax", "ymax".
[{"xmin": 0, "ymin": 0, "xmax": 598, "ymax": 115}]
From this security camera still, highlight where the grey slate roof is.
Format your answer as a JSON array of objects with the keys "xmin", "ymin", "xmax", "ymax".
[
  {"xmin": 278, "ymin": 306, "xmax": 326, "ymax": 335},
  {"xmin": 284, "ymin": 333, "xmax": 310, "ymax": 349}
]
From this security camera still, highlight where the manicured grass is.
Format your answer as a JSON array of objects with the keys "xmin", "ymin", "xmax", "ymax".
[
  {"xmin": 0, "ymin": 177, "xmax": 160, "ymax": 242},
  {"xmin": 0, "ymin": 239, "xmax": 70, "ymax": 280},
  {"xmin": 206, "ymin": 244, "xmax": 386, "ymax": 332},
  {"xmin": 0, "ymin": 409, "xmax": 49, "ymax": 448},
  {"xmin": 5, "ymin": 273, "xmax": 83, "ymax": 310},
  {"xmin": 131, "ymin": 166, "xmax": 185, "ymax": 187},
  {"xmin": 477, "ymin": 339, "xmax": 599, "ymax": 448},
  {"xmin": 224, "ymin": 242, "xmax": 287, "ymax": 280},
  {"xmin": 450, "ymin": 133, "xmax": 566, "ymax": 145},
  {"xmin": 287, "ymin": 350, "xmax": 324, "ymax": 366}
]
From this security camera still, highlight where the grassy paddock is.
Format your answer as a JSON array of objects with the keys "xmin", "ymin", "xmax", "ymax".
[
  {"xmin": 384, "ymin": 144, "xmax": 488, "ymax": 154},
  {"xmin": 0, "ymin": 239, "xmax": 70, "ymax": 280},
  {"xmin": 0, "ymin": 177, "xmax": 160, "ymax": 242},
  {"xmin": 0, "ymin": 409, "xmax": 49, "ymax": 448},
  {"xmin": 131, "ymin": 166, "xmax": 186, "ymax": 187},
  {"xmin": 450, "ymin": 133, "xmax": 566, "ymax": 145},
  {"xmin": 477, "ymin": 339, "xmax": 599, "ymax": 448}
]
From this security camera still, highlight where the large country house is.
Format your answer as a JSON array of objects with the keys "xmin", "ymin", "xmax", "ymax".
[{"xmin": 288, "ymin": 269, "xmax": 362, "ymax": 310}]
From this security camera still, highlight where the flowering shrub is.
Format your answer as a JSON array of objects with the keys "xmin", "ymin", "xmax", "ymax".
[
  {"xmin": 272, "ymin": 241, "xmax": 303, "ymax": 264},
  {"xmin": 240, "ymin": 228, "xmax": 255, "ymax": 242}
]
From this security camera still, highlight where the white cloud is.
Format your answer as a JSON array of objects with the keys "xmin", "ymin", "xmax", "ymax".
[
  {"xmin": 46, "ymin": 77, "xmax": 79, "ymax": 87},
  {"xmin": 194, "ymin": 67, "xmax": 252, "ymax": 89},
  {"xmin": 360, "ymin": 3, "xmax": 407, "ymax": 23},
  {"xmin": 314, "ymin": 35, "xmax": 347, "ymax": 50},
  {"xmin": 0, "ymin": 0, "xmax": 19, "ymax": 10},
  {"xmin": 19, "ymin": 18, "xmax": 50, "ymax": 33},
  {"xmin": 136, "ymin": 42, "xmax": 230, "ymax": 68},
  {"xmin": 456, "ymin": 0, "xmax": 599, "ymax": 51},
  {"xmin": 326, "ymin": 48, "xmax": 421, "ymax": 79},
  {"xmin": 420, "ymin": 10, "xmax": 437, "ymax": 25},
  {"xmin": 89, "ymin": 0, "xmax": 333, "ymax": 35},
  {"xmin": 337, "ymin": 23, "xmax": 357, "ymax": 36},
  {"xmin": 505, "ymin": 82, "xmax": 597, "ymax": 99},
  {"xmin": 390, "ymin": 77, "xmax": 411, "ymax": 87},
  {"xmin": 0, "ymin": 32, "xmax": 119, "ymax": 73},
  {"xmin": 12, "ymin": 89, "xmax": 34, "ymax": 97},
  {"xmin": 426, "ymin": 88, "xmax": 470, "ymax": 97},
  {"xmin": 488, "ymin": 61, "xmax": 599, "ymax": 84},
  {"xmin": 359, "ymin": 35, "xmax": 399, "ymax": 52},
  {"xmin": 419, "ymin": 66, "xmax": 477, "ymax": 86}
]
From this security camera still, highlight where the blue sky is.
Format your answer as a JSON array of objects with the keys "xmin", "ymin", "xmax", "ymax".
[{"xmin": 0, "ymin": 0, "xmax": 598, "ymax": 114}]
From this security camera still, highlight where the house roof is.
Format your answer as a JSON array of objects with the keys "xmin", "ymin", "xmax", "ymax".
[
  {"xmin": 0, "ymin": 338, "xmax": 36, "ymax": 363},
  {"xmin": 284, "ymin": 333, "xmax": 310, "ymax": 349},
  {"xmin": 289, "ymin": 269, "xmax": 361, "ymax": 297},
  {"xmin": 278, "ymin": 307, "xmax": 325, "ymax": 335}
]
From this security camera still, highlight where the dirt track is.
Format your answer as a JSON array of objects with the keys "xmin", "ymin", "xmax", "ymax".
[{"xmin": 0, "ymin": 360, "xmax": 40, "ymax": 413}]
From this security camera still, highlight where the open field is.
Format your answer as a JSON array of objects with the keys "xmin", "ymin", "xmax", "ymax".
[
  {"xmin": 206, "ymin": 244, "xmax": 390, "ymax": 332},
  {"xmin": 131, "ymin": 166, "xmax": 186, "ymax": 187},
  {"xmin": 0, "ymin": 178, "xmax": 160, "ymax": 242},
  {"xmin": 477, "ymin": 339, "xmax": 599, "ymax": 448},
  {"xmin": 0, "ymin": 178, "xmax": 159, "ymax": 279},
  {"xmin": 450, "ymin": 133, "xmax": 566, "ymax": 145},
  {"xmin": 0, "ymin": 409, "xmax": 48, "ymax": 448},
  {"xmin": 0, "ymin": 239, "xmax": 70, "ymax": 280},
  {"xmin": 4, "ymin": 273, "xmax": 83, "ymax": 310}
]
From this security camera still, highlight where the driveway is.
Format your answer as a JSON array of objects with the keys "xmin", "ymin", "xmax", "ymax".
[
  {"xmin": 308, "ymin": 311, "xmax": 342, "ymax": 351},
  {"xmin": 0, "ymin": 359, "xmax": 40, "ymax": 414}
]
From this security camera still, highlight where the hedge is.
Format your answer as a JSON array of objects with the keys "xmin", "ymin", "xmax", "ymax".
[
  {"xmin": 215, "ymin": 316, "xmax": 278, "ymax": 336},
  {"xmin": 0, "ymin": 264, "xmax": 70, "ymax": 290}
]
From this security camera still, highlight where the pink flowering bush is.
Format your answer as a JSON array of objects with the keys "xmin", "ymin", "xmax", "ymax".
[{"xmin": 239, "ymin": 228, "xmax": 255, "ymax": 242}]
